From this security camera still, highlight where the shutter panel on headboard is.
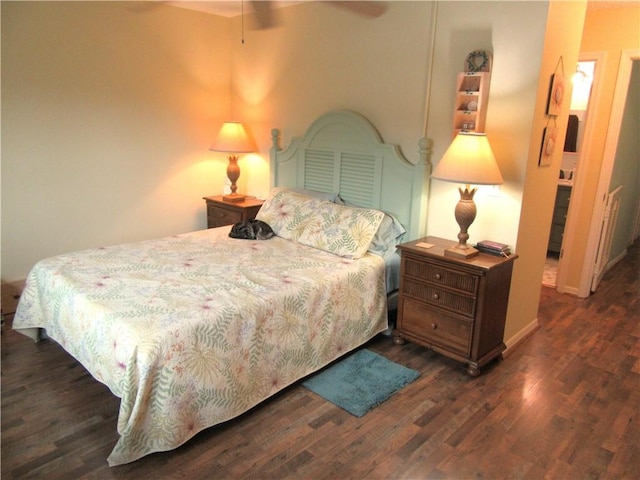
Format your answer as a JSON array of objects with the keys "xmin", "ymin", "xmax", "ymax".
[
  {"xmin": 303, "ymin": 149, "xmax": 336, "ymax": 193},
  {"xmin": 302, "ymin": 149, "xmax": 381, "ymax": 208},
  {"xmin": 339, "ymin": 152, "xmax": 381, "ymax": 208}
]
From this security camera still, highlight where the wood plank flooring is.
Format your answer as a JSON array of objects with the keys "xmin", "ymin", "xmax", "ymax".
[{"xmin": 2, "ymin": 241, "xmax": 639, "ymax": 479}]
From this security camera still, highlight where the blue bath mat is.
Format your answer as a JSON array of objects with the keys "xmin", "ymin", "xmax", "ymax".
[{"xmin": 302, "ymin": 349, "xmax": 420, "ymax": 417}]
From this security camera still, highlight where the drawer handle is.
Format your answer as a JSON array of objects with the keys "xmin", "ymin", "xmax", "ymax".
[
  {"xmin": 432, "ymin": 293, "xmax": 440, "ymax": 300},
  {"xmin": 434, "ymin": 273, "xmax": 442, "ymax": 280},
  {"xmin": 431, "ymin": 323, "xmax": 438, "ymax": 330}
]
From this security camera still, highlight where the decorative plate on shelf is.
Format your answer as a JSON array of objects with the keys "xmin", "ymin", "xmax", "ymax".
[{"xmin": 467, "ymin": 101, "xmax": 478, "ymax": 111}]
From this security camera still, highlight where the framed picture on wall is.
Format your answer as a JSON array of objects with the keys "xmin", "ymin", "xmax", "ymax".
[
  {"xmin": 539, "ymin": 126, "xmax": 557, "ymax": 166},
  {"xmin": 546, "ymin": 74, "xmax": 565, "ymax": 116}
]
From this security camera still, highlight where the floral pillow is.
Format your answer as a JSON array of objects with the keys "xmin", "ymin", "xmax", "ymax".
[{"xmin": 256, "ymin": 188, "xmax": 384, "ymax": 259}]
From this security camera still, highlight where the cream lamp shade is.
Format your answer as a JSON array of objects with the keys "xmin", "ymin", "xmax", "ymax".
[
  {"xmin": 432, "ymin": 132, "xmax": 503, "ymax": 186},
  {"xmin": 210, "ymin": 121, "xmax": 256, "ymax": 202},
  {"xmin": 431, "ymin": 132, "xmax": 503, "ymax": 258}
]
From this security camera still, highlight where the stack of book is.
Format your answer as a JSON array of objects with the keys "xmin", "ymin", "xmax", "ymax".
[{"xmin": 475, "ymin": 240, "xmax": 511, "ymax": 257}]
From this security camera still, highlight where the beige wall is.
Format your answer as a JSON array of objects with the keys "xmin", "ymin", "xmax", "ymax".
[
  {"xmin": 230, "ymin": 1, "xmax": 551, "ymax": 253},
  {"xmin": 1, "ymin": 2, "xmax": 231, "ymax": 282},
  {"xmin": 230, "ymin": 0, "xmax": 562, "ymax": 346},
  {"xmin": 505, "ymin": 0, "xmax": 587, "ymax": 343},
  {"xmin": 228, "ymin": 1, "xmax": 436, "ymax": 200},
  {"xmin": 2, "ymin": 1, "xmax": 439, "ymax": 283},
  {"xmin": 561, "ymin": 4, "xmax": 640, "ymax": 291},
  {"xmin": 425, "ymin": 0, "xmax": 548, "ymax": 249},
  {"xmin": 2, "ymin": 1, "xmax": 586, "ymax": 348}
]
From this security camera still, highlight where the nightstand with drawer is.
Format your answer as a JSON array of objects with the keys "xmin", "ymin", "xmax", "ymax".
[
  {"xmin": 203, "ymin": 196, "xmax": 264, "ymax": 229},
  {"xmin": 393, "ymin": 236, "xmax": 517, "ymax": 376}
]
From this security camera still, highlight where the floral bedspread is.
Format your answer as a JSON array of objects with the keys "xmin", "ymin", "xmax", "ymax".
[{"xmin": 13, "ymin": 227, "xmax": 387, "ymax": 466}]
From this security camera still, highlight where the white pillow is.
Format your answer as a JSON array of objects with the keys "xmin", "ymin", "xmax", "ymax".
[
  {"xmin": 368, "ymin": 213, "xmax": 406, "ymax": 257},
  {"xmin": 256, "ymin": 187, "xmax": 384, "ymax": 259}
]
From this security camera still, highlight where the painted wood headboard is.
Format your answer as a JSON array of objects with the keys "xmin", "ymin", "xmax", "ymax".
[{"xmin": 270, "ymin": 110, "xmax": 430, "ymax": 240}]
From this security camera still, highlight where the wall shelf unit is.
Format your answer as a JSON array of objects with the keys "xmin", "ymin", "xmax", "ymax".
[{"xmin": 452, "ymin": 71, "xmax": 491, "ymax": 136}]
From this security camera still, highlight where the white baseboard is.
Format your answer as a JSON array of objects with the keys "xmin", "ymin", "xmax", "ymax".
[
  {"xmin": 606, "ymin": 249, "xmax": 627, "ymax": 273},
  {"xmin": 504, "ymin": 317, "xmax": 540, "ymax": 357},
  {"xmin": 559, "ymin": 284, "xmax": 580, "ymax": 296}
]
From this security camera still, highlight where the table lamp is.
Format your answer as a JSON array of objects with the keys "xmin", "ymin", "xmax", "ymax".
[
  {"xmin": 431, "ymin": 132, "xmax": 504, "ymax": 258},
  {"xmin": 210, "ymin": 121, "xmax": 256, "ymax": 202}
]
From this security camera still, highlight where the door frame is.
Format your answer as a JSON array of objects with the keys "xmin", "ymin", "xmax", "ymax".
[
  {"xmin": 577, "ymin": 49, "xmax": 640, "ymax": 297},
  {"xmin": 555, "ymin": 52, "xmax": 605, "ymax": 296}
]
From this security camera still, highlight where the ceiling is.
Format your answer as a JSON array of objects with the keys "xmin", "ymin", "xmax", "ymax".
[
  {"xmin": 162, "ymin": 1, "xmax": 303, "ymax": 18},
  {"xmin": 150, "ymin": 0, "xmax": 638, "ymax": 18},
  {"xmin": 588, "ymin": 0, "xmax": 639, "ymax": 8}
]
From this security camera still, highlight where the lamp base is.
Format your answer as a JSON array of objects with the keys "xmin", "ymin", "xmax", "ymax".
[
  {"xmin": 222, "ymin": 193, "xmax": 246, "ymax": 203},
  {"xmin": 444, "ymin": 244, "xmax": 479, "ymax": 259},
  {"xmin": 445, "ymin": 185, "xmax": 479, "ymax": 259}
]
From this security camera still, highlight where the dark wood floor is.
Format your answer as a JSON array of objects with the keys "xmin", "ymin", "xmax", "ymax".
[{"xmin": 2, "ymin": 241, "xmax": 639, "ymax": 480}]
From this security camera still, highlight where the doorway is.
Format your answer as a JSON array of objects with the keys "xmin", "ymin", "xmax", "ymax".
[
  {"xmin": 555, "ymin": 50, "xmax": 640, "ymax": 297},
  {"xmin": 542, "ymin": 59, "xmax": 596, "ymax": 289},
  {"xmin": 583, "ymin": 54, "xmax": 640, "ymax": 293}
]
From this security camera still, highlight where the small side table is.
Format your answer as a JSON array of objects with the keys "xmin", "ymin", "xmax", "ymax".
[
  {"xmin": 393, "ymin": 236, "xmax": 517, "ymax": 376},
  {"xmin": 203, "ymin": 195, "xmax": 264, "ymax": 229}
]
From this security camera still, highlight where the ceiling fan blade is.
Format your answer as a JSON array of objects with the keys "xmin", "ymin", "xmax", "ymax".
[
  {"xmin": 250, "ymin": 1, "xmax": 280, "ymax": 30},
  {"xmin": 127, "ymin": 1, "xmax": 168, "ymax": 13},
  {"xmin": 327, "ymin": 1, "xmax": 388, "ymax": 18}
]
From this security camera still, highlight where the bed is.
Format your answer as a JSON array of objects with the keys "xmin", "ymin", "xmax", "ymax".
[{"xmin": 12, "ymin": 110, "xmax": 430, "ymax": 466}]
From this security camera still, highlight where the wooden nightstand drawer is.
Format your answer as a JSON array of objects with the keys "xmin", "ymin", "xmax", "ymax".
[
  {"xmin": 403, "ymin": 256, "xmax": 479, "ymax": 295},
  {"xmin": 400, "ymin": 297, "xmax": 472, "ymax": 357},
  {"xmin": 402, "ymin": 277, "xmax": 476, "ymax": 317},
  {"xmin": 203, "ymin": 196, "xmax": 264, "ymax": 229},
  {"xmin": 207, "ymin": 205, "xmax": 242, "ymax": 227}
]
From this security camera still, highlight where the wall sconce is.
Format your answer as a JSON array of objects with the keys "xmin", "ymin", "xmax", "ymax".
[
  {"xmin": 431, "ymin": 132, "xmax": 504, "ymax": 258},
  {"xmin": 209, "ymin": 121, "xmax": 256, "ymax": 202}
]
